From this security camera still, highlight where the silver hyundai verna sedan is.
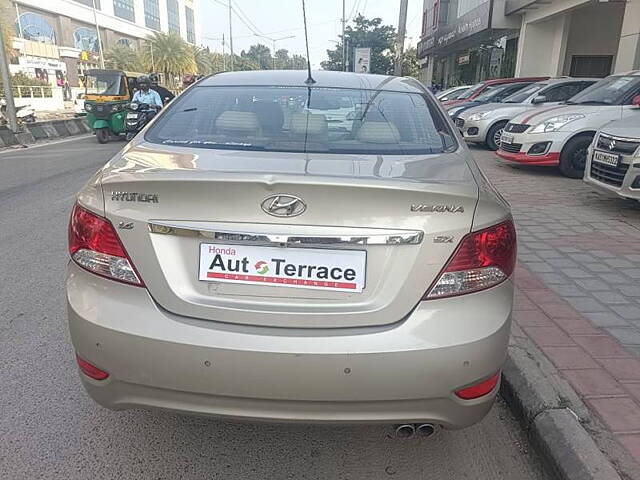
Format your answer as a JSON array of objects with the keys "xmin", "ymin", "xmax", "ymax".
[{"xmin": 67, "ymin": 70, "xmax": 516, "ymax": 433}]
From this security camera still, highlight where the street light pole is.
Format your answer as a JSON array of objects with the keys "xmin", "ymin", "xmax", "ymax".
[
  {"xmin": 0, "ymin": 27, "xmax": 18, "ymax": 132},
  {"xmin": 92, "ymin": 0, "xmax": 105, "ymax": 69},
  {"xmin": 341, "ymin": 0, "xmax": 346, "ymax": 71},
  {"xmin": 394, "ymin": 0, "xmax": 408, "ymax": 76}
]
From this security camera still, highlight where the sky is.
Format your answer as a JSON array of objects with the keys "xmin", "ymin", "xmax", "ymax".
[{"xmin": 196, "ymin": 0, "xmax": 423, "ymax": 68}]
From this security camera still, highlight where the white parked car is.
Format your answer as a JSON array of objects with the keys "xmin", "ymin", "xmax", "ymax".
[
  {"xmin": 74, "ymin": 93, "xmax": 86, "ymax": 116},
  {"xmin": 496, "ymin": 71, "xmax": 640, "ymax": 177},
  {"xmin": 584, "ymin": 116, "xmax": 640, "ymax": 201},
  {"xmin": 456, "ymin": 78, "xmax": 597, "ymax": 150}
]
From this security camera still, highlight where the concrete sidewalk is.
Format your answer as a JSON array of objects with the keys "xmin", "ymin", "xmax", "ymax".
[{"xmin": 472, "ymin": 146, "xmax": 640, "ymax": 479}]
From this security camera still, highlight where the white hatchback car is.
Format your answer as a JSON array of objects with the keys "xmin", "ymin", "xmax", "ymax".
[
  {"xmin": 584, "ymin": 116, "xmax": 640, "ymax": 201},
  {"xmin": 456, "ymin": 78, "xmax": 597, "ymax": 150},
  {"xmin": 496, "ymin": 72, "xmax": 640, "ymax": 177}
]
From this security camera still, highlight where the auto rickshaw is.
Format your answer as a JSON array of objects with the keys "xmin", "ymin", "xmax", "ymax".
[{"xmin": 83, "ymin": 69, "xmax": 144, "ymax": 143}]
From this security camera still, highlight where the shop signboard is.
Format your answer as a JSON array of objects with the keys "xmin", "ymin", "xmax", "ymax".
[
  {"xmin": 417, "ymin": 1, "xmax": 491, "ymax": 58},
  {"xmin": 354, "ymin": 48, "xmax": 371, "ymax": 73}
]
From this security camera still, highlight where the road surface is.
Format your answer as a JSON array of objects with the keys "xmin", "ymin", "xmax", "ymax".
[{"xmin": 0, "ymin": 137, "xmax": 551, "ymax": 479}]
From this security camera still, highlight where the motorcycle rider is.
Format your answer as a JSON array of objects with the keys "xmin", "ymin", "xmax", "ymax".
[
  {"xmin": 149, "ymin": 73, "xmax": 175, "ymax": 105},
  {"xmin": 132, "ymin": 76, "xmax": 163, "ymax": 109}
]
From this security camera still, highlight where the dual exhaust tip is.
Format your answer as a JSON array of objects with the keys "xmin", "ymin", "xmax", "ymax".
[{"xmin": 394, "ymin": 423, "xmax": 439, "ymax": 439}]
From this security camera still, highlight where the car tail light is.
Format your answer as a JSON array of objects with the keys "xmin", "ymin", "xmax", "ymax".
[
  {"xmin": 76, "ymin": 354, "xmax": 109, "ymax": 380},
  {"xmin": 455, "ymin": 372, "xmax": 500, "ymax": 400},
  {"xmin": 68, "ymin": 204, "xmax": 143, "ymax": 286},
  {"xmin": 425, "ymin": 219, "xmax": 516, "ymax": 299}
]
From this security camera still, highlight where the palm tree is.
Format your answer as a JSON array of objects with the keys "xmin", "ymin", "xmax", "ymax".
[
  {"xmin": 104, "ymin": 44, "xmax": 144, "ymax": 72},
  {"xmin": 142, "ymin": 32, "xmax": 195, "ymax": 87},
  {"xmin": 191, "ymin": 45, "xmax": 215, "ymax": 75},
  {"xmin": 0, "ymin": 0, "xmax": 16, "ymax": 60}
]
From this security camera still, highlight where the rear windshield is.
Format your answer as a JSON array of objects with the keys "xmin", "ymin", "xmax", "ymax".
[
  {"xmin": 566, "ymin": 76, "xmax": 640, "ymax": 105},
  {"xmin": 146, "ymin": 86, "xmax": 456, "ymax": 155},
  {"xmin": 502, "ymin": 83, "xmax": 546, "ymax": 103},
  {"xmin": 474, "ymin": 82, "xmax": 532, "ymax": 102},
  {"xmin": 458, "ymin": 82, "xmax": 484, "ymax": 99}
]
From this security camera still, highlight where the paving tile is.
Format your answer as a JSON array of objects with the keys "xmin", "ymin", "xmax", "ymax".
[
  {"xmin": 524, "ymin": 326, "xmax": 575, "ymax": 347},
  {"xmin": 598, "ymin": 358, "xmax": 640, "ymax": 382},
  {"xmin": 563, "ymin": 369, "xmax": 626, "ymax": 397},
  {"xmin": 513, "ymin": 310, "xmax": 553, "ymax": 327},
  {"xmin": 565, "ymin": 297, "xmax": 610, "ymax": 314},
  {"xmin": 540, "ymin": 346, "xmax": 600, "ymax": 370},
  {"xmin": 591, "ymin": 250, "xmax": 616, "ymax": 259},
  {"xmin": 575, "ymin": 278, "xmax": 613, "ymax": 291},
  {"xmin": 592, "ymin": 291, "xmax": 631, "ymax": 305},
  {"xmin": 604, "ymin": 327, "xmax": 640, "ymax": 346},
  {"xmin": 572, "ymin": 335, "xmax": 632, "ymax": 359},
  {"xmin": 619, "ymin": 285, "xmax": 640, "ymax": 298},
  {"xmin": 527, "ymin": 262, "xmax": 555, "ymax": 273},
  {"xmin": 536, "ymin": 250, "xmax": 563, "ymax": 259},
  {"xmin": 513, "ymin": 295, "xmax": 538, "ymax": 311},
  {"xmin": 569, "ymin": 253, "xmax": 598, "ymax": 263},
  {"xmin": 539, "ymin": 302, "xmax": 582, "ymax": 319},
  {"xmin": 554, "ymin": 317, "xmax": 601, "ymax": 336},
  {"xmin": 583, "ymin": 312, "xmax": 631, "ymax": 328},
  {"xmin": 536, "ymin": 273, "xmax": 567, "ymax": 285},
  {"xmin": 624, "ymin": 254, "xmax": 640, "ymax": 262},
  {"xmin": 588, "ymin": 397, "xmax": 640, "ymax": 432},
  {"xmin": 549, "ymin": 284, "xmax": 585, "ymax": 297},
  {"xmin": 599, "ymin": 273, "xmax": 631, "ymax": 284},
  {"xmin": 583, "ymin": 263, "xmax": 614, "ymax": 274},
  {"xmin": 562, "ymin": 268, "xmax": 592, "ymax": 279},
  {"xmin": 605, "ymin": 258, "xmax": 635, "ymax": 268},
  {"xmin": 518, "ymin": 254, "xmax": 542, "ymax": 263},
  {"xmin": 611, "ymin": 305, "xmax": 640, "ymax": 320},
  {"xmin": 524, "ymin": 289, "xmax": 565, "ymax": 305},
  {"xmin": 616, "ymin": 434, "xmax": 640, "ymax": 465}
]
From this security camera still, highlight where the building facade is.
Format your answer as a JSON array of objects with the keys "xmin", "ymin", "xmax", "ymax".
[
  {"xmin": 8, "ymin": 0, "xmax": 200, "ymax": 87},
  {"xmin": 418, "ymin": 0, "xmax": 640, "ymax": 87}
]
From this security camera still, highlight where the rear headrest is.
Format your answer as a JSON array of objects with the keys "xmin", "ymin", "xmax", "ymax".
[
  {"xmin": 290, "ymin": 113, "xmax": 328, "ymax": 137},
  {"xmin": 215, "ymin": 111, "xmax": 261, "ymax": 135},
  {"xmin": 357, "ymin": 121, "xmax": 400, "ymax": 144}
]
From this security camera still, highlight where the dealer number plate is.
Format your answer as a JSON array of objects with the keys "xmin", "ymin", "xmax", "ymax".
[
  {"xmin": 199, "ymin": 244, "xmax": 366, "ymax": 292},
  {"xmin": 593, "ymin": 150, "xmax": 620, "ymax": 167},
  {"xmin": 501, "ymin": 133, "xmax": 514, "ymax": 145}
]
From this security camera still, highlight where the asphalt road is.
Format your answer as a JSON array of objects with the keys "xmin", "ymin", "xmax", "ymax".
[{"xmin": 0, "ymin": 136, "xmax": 552, "ymax": 480}]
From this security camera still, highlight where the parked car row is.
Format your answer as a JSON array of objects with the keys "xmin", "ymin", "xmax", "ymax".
[{"xmin": 441, "ymin": 71, "xmax": 640, "ymax": 200}]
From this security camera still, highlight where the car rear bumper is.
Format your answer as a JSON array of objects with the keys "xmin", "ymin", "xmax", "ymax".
[{"xmin": 67, "ymin": 263, "xmax": 512, "ymax": 428}]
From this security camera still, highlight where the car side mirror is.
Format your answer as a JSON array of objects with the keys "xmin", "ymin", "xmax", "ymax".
[
  {"xmin": 633, "ymin": 95, "xmax": 640, "ymax": 107},
  {"xmin": 531, "ymin": 95, "xmax": 547, "ymax": 104}
]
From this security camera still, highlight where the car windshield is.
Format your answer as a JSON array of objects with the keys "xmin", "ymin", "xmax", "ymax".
[
  {"xmin": 146, "ymin": 86, "xmax": 457, "ymax": 155},
  {"xmin": 457, "ymin": 82, "xmax": 484, "ymax": 99},
  {"xmin": 474, "ymin": 83, "xmax": 527, "ymax": 102},
  {"xmin": 502, "ymin": 83, "xmax": 547, "ymax": 103},
  {"xmin": 85, "ymin": 72, "xmax": 125, "ymax": 96},
  {"xmin": 566, "ymin": 76, "xmax": 640, "ymax": 105}
]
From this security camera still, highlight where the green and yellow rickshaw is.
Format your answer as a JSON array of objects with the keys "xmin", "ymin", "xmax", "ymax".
[{"xmin": 83, "ymin": 69, "xmax": 144, "ymax": 143}]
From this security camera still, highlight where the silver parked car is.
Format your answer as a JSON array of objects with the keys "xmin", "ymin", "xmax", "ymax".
[
  {"xmin": 584, "ymin": 116, "xmax": 640, "ymax": 201},
  {"xmin": 67, "ymin": 70, "xmax": 516, "ymax": 434},
  {"xmin": 456, "ymin": 78, "xmax": 597, "ymax": 150}
]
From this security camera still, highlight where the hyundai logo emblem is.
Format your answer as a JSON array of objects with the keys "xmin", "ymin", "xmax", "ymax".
[{"xmin": 261, "ymin": 194, "xmax": 307, "ymax": 217}]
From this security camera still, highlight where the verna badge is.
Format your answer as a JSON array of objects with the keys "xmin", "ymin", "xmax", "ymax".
[{"xmin": 261, "ymin": 194, "xmax": 307, "ymax": 217}]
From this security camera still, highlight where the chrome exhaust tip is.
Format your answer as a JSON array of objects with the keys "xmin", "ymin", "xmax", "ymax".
[
  {"xmin": 394, "ymin": 424, "xmax": 416, "ymax": 439},
  {"xmin": 416, "ymin": 423, "xmax": 438, "ymax": 438}
]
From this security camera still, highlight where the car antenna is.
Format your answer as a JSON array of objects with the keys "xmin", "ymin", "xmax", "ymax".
[{"xmin": 301, "ymin": 0, "xmax": 315, "ymax": 84}]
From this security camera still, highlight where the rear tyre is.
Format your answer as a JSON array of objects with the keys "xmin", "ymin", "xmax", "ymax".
[
  {"xmin": 126, "ymin": 132, "xmax": 136, "ymax": 141},
  {"xmin": 559, "ymin": 134, "xmax": 593, "ymax": 178},
  {"xmin": 485, "ymin": 121, "xmax": 507, "ymax": 151},
  {"xmin": 96, "ymin": 128, "xmax": 109, "ymax": 144}
]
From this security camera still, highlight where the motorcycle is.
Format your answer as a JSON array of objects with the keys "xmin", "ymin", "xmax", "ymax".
[
  {"xmin": 125, "ymin": 102, "xmax": 161, "ymax": 141},
  {"xmin": 0, "ymin": 99, "xmax": 36, "ymax": 125}
]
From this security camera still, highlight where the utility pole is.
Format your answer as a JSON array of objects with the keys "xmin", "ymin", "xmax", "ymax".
[
  {"xmin": 92, "ymin": 0, "xmax": 105, "ymax": 69},
  {"xmin": 341, "ymin": 0, "xmax": 347, "ymax": 71},
  {"xmin": 228, "ymin": 0, "xmax": 234, "ymax": 71},
  {"xmin": 222, "ymin": 33, "xmax": 226, "ymax": 71},
  {"xmin": 394, "ymin": 0, "xmax": 408, "ymax": 76},
  {"xmin": 0, "ymin": 27, "xmax": 18, "ymax": 132}
]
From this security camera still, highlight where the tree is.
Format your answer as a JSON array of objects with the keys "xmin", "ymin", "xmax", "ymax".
[
  {"xmin": 142, "ymin": 32, "xmax": 196, "ymax": 86},
  {"xmin": 0, "ymin": 0, "xmax": 16, "ymax": 60},
  {"xmin": 241, "ymin": 44, "xmax": 272, "ymax": 70},
  {"xmin": 275, "ymin": 48, "xmax": 289, "ymax": 69},
  {"xmin": 321, "ymin": 15, "xmax": 396, "ymax": 75},
  {"xmin": 103, "ymin": 44, "xmax": 144, "ymax": 71},
  {"xmin": 401, "ymin": 47, "xmax": 419, "ymax": 78},
  {"xmin": 191, "ymin": 45, "xmax": 215, "ymax": 75}
]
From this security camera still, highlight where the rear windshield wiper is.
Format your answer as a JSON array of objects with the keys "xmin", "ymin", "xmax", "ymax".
[{"xmin": 573, "ymin": 100, "xmax": 611, "ymax": 105}]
